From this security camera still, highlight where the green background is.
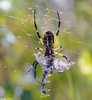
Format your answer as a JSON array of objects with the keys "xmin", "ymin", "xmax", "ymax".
[{"xmin": 0, "ymin": 0, "xmax": 92, "ymax": 100}]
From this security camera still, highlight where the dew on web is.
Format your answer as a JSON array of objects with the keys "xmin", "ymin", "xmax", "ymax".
[
  {"xmin": 14, "ymin": 70, "xmax": 16, "ymax": 72},
  {"xmin": 28, "ymin": 7, "xmax": 32, "ymax": 10},
  {"xmin": 7, "ymin": 3, "xmax": 91, "ymax": 57},
  {"xmin": 17, "ymin": 36, "xmax": 21, "ymax": 38},
  {"xmin": 4, "ymin": 66, "xmax": 6, "ymax": 68},
  {"xmin": 7, "ymin": 5, "xmax": 92, "ymax": 99}
]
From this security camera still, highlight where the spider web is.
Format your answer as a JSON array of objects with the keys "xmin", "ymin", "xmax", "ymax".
[{"xmin": 1, "ymin": 0, "xmax": 92, "ymax": 99}]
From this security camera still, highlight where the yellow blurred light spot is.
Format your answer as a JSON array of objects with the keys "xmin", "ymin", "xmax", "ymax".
[{"xmin": 78, "ymin": 50, "xmax": 92, "ymax": 75}]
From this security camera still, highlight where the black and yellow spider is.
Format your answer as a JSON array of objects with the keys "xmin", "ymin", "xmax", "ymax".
[{"xmin": 26, "ymin": 10, "xmax": 74, "ymax": 94}]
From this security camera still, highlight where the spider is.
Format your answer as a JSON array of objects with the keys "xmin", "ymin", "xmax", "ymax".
[{"xmin": 26, "ymin": 10, "xmax": 73, "ymax": 94}]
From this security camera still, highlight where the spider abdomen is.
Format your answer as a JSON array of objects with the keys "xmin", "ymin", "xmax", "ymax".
[{"xmin": 43, "ymin": 31, "xmax": 54, "ymax": 48}]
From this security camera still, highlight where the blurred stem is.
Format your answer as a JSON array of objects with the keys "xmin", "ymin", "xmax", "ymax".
[
  {"xmin": 66, "ymin": 71, "xmax": 75, "ymax": 100},
  {"xmin": 66, "ymin": 71, "xmax": 82, "ymax": 100}
]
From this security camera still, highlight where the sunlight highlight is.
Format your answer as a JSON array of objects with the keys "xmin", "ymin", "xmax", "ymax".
[
  {"xmin": 0, "ymin": 1, "xmax": 11, "ymax": 10},
  {"xmin": 78, "ymin": 50, "xmax": 92, "ymax": 75}
]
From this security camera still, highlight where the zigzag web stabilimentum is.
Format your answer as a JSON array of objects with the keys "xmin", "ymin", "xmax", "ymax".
[{"xmin": 7, "ymin": 3, "xmax": 92, "ymax": 99}]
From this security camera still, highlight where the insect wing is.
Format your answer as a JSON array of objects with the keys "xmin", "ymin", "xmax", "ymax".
[
  {"xmin": 53, "ymin": 58, "xmax": 75, "ymax": 73},
  {"xmin": 34, "ymin": 52, "xmax": 75, "ymax": 73},
  {"xmin": 34, "ymin": 52, "xmax": 48, "ymax": 70}
]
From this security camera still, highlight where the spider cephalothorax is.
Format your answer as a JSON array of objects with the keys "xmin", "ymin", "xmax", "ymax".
[{"xmin": 26, "ymin": 10, "xmax": 75, "ymax": 95}]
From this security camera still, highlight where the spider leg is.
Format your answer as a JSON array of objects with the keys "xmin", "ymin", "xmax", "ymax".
[
  {"xmin": 26, "ymin": 60, "xmax": 41, "ymax": 84},
  {"xmin": 26, "ymin": 60, "xmax": 37, "ymax": 74},
  {"xmin": 34, "ymin": 62, "xmax": 42, "ymax": 84},
  {"xmin": 54, "ymin": 52, "xmax": 71, "ymax": 62},
  {"xmin": 53, "ymin": 10, "xmax": 61, "ymax": 46},
  {"xmin": 34, "ymin": 10, "xmax": 44, "ymax": 45},
  {"xmin": 54, "ymin": 46, "xmax": 63, "ymax": 55},
  {"xmin": 54, "ymin": 46, "xmax": 63, "ymax": 51},
  {"xmin": 35, "ymin": 47, "xmax": 44, "ymax": 53},
  {"xmin": 41, "ymin": 70, "xmax": 48, "ymax": 94},
  {"xmin": 56, "ymin": 10, "xmax": 61, "ymax": 36}
]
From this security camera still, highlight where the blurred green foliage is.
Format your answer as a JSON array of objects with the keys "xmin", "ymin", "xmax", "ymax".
[{"xmin": 0, "ymin": 0, "xmax": 92, "ymax": 100}]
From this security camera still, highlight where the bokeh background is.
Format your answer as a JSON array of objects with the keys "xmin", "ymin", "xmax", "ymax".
[{"xmin": 0, "ymin": 0, "xmax": 92, "ymax": 100}]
